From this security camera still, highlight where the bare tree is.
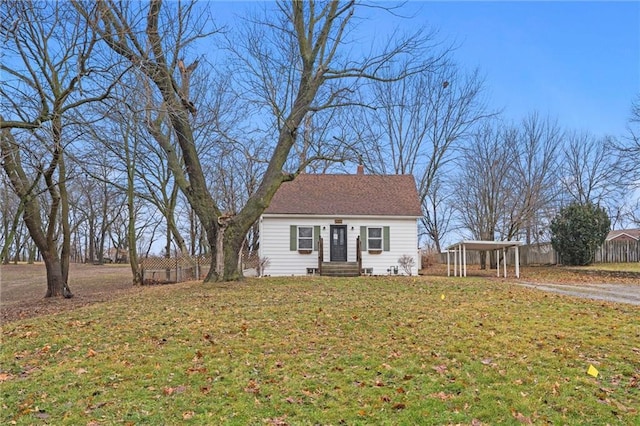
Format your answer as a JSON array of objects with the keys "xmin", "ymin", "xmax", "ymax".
[
  {"xmin": 559, "ymin": 132, "xmax": 626, "ymax": 209},
  {"xmin": 610, "ymin": 94, "xmax": 640, "ymax": 226},
  {"xmin": 137, "ymin": 119, "xmax": 190, "ymax": 257},
  {"xmin": 74, "ymin": 0, "xmax": 434, "ymax": 281},
  {"xmin": 420, "ymin": 176, "xmax": 456, "ymax": 252},
  {"xmin": 455, "ymin": 123, "xmax": 516, "ymax": 268},
  {"xmin": 617, "ymin": 94, "xmax": 640, "ymax": 171},
  {"xmin": 352, "ymin": 59, "xmax": 493, "ymax": 251},
  {"xmin": 74, "ymin": 147, "xmax": 128, "ymax": 263},
  {"xmin": 1, "ymin": 1, "xmax": 117, "ymax": 297},
  {"xmin": 457, "ymin": 123, "xmax": 516, "ymax": 239},
  {"xmin": 456, "ymin": 114, "xmax": 565, "ymax": 254},
  {"xmin": 0, "ymin": 174, "xmax": 25, "ymax": 264},
  {"xmin": 627, "ymin": 199, "xmax": 640, "ymax": 227},
  {"xmin": 503, "ymin": 113, "xmax": 563, "ymax": 243}
]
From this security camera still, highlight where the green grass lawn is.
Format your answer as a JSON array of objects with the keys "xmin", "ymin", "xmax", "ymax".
[
  {"xmin": 577, "ymin": 262, "xmax": 640, "ymax": 273},
  {"xmin": 2, "ymin": 276, "xmax": 638, "ymax": 425}
]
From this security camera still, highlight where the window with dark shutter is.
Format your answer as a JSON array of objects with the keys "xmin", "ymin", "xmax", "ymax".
[
  {"xmin": 368, "ymin": 227, "xmax": 382, "ymax": 250},
  {"xmin": 298, "ymin": 226, "xmax": 313, "ymax": 250}
]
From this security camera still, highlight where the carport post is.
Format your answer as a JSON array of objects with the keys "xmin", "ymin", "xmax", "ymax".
[
  {"xmin": 447, "ymin": 250, "xmax": 450, "ymax": 276},
  {"xmin": 496, "ymin": 249, "xmax": 499, "ymax": 277},
  {"xmin": 463, "ymin": 244, "xmax": 467, "ymax": 277},
  {"xmin": 503, "ymin": 247, "xmax": 507, "ymax": 277},
  {"xmin": 515, "ymin": 246, "xmax": 520, "ymax": 278},
  {"xmin": 453, "ymin": 247, "xmax": 457, "ymax": 276}
]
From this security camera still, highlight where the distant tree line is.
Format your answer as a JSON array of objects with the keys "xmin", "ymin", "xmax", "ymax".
[{"xmin": 1, "ymin": 1, "xmax": 638, "ymax": 297}]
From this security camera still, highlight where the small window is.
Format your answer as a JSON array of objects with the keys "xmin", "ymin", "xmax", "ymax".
[
  {"xmin": 368, "ymin": 227, "xmax": 382, "ymax": 250},
  {"xmin": 298, "ymin": 226, "xmax": 313, "ymax": 250}
]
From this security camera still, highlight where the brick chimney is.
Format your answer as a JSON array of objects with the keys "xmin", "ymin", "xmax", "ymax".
[{"xmin": 356, "ymin": 164, "xmax": 364, "ymax": 175}]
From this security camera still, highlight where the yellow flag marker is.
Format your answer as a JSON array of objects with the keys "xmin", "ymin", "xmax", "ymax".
[
  {"xmin": 587, "ymin": 364, "xmax": 599, "ymax": 378},
  {"xmin": 441, "ymin": 294, "xmax": 445, "ymax": 300}
]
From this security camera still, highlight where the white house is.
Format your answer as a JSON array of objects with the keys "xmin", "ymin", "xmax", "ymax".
[{"xmin": 258, "ymin": 167, "xmax": 422, "ymax": 276}]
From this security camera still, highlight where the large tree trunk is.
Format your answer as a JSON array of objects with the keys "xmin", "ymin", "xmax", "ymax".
[
  {"xmin": 223, "ymin": 223, "xmax": 245, "ymax": 282},
  {"xmin": 57, "ymin": 123, "xmax": 71, "ymax": 286},
  {"xmin": 87, "ymin": 216, "xmax": 96, "ymax": 263},
  {"xmin": 79, "ymin": 0, "xmax": 407, "ymax": 282},
  {"xmin": 42, "ymin": 250, "xmax": 71, "ymax": 297},
  {"xmin": 127, "ymin": 162, "xmax": 142, "ymax": 285},
  {"xmin": 1, "ymin": 126, "xmax": 72, "ymax": 298},
  {"xmin": 24, "ymin": 203, "xmax": 73, "ymax": 298}
]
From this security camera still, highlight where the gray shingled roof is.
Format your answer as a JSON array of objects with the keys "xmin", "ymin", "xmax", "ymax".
[{"xmin": 264, "ymin": 173, "xmax": 422, "ymax": 216}]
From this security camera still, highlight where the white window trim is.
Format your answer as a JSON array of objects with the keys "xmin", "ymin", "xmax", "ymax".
[
  {"xmin": 367, "ymin": 227, "xmax": 383, "ymax": 250},
  {"xmin": 298, "ymin": 226, "xmax": 313, "ymax": 250}
]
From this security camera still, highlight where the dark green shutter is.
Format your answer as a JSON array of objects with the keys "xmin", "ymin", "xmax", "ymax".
[
  {"xmin": 360, "ymin": 226, "xmax": 367, "ymax": 251},
  {"xmin": 383, "ymin": 226, "xmax": 390, "ymax": 251},
  {"xmin": 313, "ymin": 226, "xmax": 320, "ymax": 251},
  {"xmin": 290, "ymin": 225, "xmax": 297, "ymax": 251}
]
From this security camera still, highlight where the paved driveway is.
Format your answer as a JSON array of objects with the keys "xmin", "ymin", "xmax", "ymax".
[{"xmin": 515, "ymin": 282, "xmax": 640, "ymax": 306}]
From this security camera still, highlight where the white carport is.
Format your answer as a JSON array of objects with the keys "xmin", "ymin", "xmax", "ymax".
[{"xmin": 446, "ymin": 240, "xmax": 523, "ymax": 278}]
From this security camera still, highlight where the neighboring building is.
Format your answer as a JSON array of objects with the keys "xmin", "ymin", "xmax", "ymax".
[
  {"xmin": 258, "ymin": 167, "xmax": 422, "ymax": 276},
  {"xmin": 105, "ymin": 248, "xmax": 128, "ymax": 263},
  {"xmin": 606, "ymin": 229, "xmax": 640, "ymax": 242}
]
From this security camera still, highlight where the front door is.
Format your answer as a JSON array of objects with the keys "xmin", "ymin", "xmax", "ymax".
[{"xmin": 330, "ymin": 225, "xmax": 347, "ymax": 262}]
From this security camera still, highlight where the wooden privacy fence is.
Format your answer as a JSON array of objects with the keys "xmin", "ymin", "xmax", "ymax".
[
  {"xmin": 510, "ymin": 243, "xmax": 557, "ymax": 265},
  {"xmin": 439, "ymin": 240, "xmax": 639, "ymax": 266},
  {"xmin": 595, "ymin": 240, "xmax": 640, "ymax": 263}
]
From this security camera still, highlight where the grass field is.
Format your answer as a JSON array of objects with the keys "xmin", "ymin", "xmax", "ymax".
[
  {"xmin": 1, "ymin": 274, "xmax": 638, "ymax": 425},
  {"xmin": 577, "ymin": 263, "xmax": 640, "ymax": 273}
]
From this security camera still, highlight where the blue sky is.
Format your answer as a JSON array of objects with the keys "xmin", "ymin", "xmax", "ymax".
[
  {"xmin": 408, "ymin": 1, "xmax": 640, "ymax": 138},
  {"xmin": 213, "ymin": 1, "xmax": 639, "ymax": 139}
]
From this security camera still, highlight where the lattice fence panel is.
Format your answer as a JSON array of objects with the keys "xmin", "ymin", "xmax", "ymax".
[{"xmin": 140, "ymin": 256, "xmax": 210, "ymax": 284}]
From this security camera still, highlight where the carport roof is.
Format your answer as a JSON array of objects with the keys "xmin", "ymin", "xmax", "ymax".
[
  {"xmin": 446, "ymin": 240, "xmax": 524, "ymax": 278},
  {"xmin": 446, "ymin": 240, "xmax": 524, "ymax": 251}
]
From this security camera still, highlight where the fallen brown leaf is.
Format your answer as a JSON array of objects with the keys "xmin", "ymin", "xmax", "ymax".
[
  {"xmin": 432, "ymin": 364, "xmax": 448, "ymax": 374},
  {"xmin": 512, "ymin": 410, "xmax": 533, "ymax": 424},
  {"xmin": 430, "ymin": 391, "xmax": 455, "ymax": 401}
]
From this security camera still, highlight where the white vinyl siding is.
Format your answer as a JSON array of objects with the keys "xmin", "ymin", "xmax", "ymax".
[{"xmin": 260, "ymin": 215, "xmax": 419, "ymax": 276}]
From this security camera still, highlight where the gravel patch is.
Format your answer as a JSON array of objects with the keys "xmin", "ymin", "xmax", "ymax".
[{"xmin": 515, "ymin": 281, "xmax": 640, "ymax": 306}]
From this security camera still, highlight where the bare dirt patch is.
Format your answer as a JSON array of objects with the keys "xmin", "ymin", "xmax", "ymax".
[{"xmin": 0, "ymin": 263, "xmax": 140, "ymax": 323}]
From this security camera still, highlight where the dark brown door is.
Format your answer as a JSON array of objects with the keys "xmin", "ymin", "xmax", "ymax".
[{"xmin": 330, "ymin": 225, "xmax": 347, "ymax": 262}]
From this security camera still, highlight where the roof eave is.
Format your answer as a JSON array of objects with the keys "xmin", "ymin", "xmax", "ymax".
[{"xmin": 261, "ymin": 213, "xmax": 422, "ymax": 219}]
